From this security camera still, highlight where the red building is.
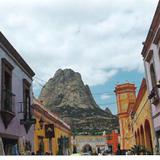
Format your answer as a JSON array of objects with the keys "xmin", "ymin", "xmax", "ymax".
[{"xmin": 105, "ymin": 130, "xmax": 119, "ymax": 154}]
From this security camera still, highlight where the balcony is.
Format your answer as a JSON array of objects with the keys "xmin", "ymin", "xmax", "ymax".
[
  {"xmin": 20, "ymin": 102, "xmax": 36, "ymax": 133},
  {"xmin": 148, "ymin": 87, "xmax": 159, "ymax": 105},
  {"xmin": 0, "ymin": 89, "xmax": 16, "ymax": 128}
]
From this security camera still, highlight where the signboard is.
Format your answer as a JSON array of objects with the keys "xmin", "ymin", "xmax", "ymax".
[{"xmin": 45, "ymin": 124, "xmax": 55, "ymax": 138}]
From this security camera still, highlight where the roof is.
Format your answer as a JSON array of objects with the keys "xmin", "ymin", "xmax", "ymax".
[
  {"xmin": 0, "ymin": 32, "xmax": 35, "ymax": 78},
  {"xmin": 33, "ymin": 98, "xmax": 71, "ymax": 131},
  {"xmin": 115, "ymin": 83, "xmax": 136, "ymax": 94},
  {"xmin": 132, "ymin": 78, "xmax": 147, "ymax": 113}
]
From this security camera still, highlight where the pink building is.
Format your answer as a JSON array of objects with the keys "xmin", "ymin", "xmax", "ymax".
[
  {"xmin": 141, "ymin": 1, "xmax": 160, "ymax": 154},
  {"xmin": 0, "ymin": 32, "xmax": 35, "ymax": 155}
]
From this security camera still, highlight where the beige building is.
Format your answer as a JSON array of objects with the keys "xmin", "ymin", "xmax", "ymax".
[{"xmin": 72, "ymin": 135, "xmax": 107, "ymax": 154}]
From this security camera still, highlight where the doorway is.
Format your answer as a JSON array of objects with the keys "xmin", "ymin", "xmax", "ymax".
[{"xmin": 2, "ymin": 138, "xmax": 19, "ymax": 155}]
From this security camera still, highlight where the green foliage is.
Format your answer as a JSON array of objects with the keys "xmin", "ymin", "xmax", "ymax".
[{"xmin": 130, "ymin": 145, "xmax": 152, "ymax": 155}]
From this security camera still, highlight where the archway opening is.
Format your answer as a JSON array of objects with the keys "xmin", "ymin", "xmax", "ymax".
[
  {"xmin": 144, "ymin": 119, "xmax": 153, "ymax": 153},
  {"xmin": 82, "ymin": 144, "xmax": 92, "ymax": 153},
  {"xmin": 135, "ymin": 132, "xmax": 137, "ymax": 145},
  {"xmin": 140, "ymin": 125, "xmax": 145, "ymax": 147},
  {"xmin": 137, "ymin": 129, "xmax": 140, "ymax": 145}
]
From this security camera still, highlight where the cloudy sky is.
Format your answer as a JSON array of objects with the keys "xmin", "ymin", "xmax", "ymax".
[{"xmin": 0, "ymin": 0, "xmax": 159, "ymax": 114}]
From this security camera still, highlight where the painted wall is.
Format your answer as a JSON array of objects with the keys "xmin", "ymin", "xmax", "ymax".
[
  {"xmin": 33, "ymin": 104, "xmax": 71, "ymax": 155},
  {"xmin": 0, "ymin": 46, "xmax": 34, "ymax": 152},
  {"xmin": 144, "ymin": 38, "xmax": 160, "ymax": 131},
  {"xmin": 106, "ymin": 130, "xmax": 119, "ymax": 154},
  {"xmin": 132, "ymin": 89, "xmax": 155, "ymax": 153},
  {"xmin": 115, "ymin": 83, "xmax": 136, "ymax": 150}
]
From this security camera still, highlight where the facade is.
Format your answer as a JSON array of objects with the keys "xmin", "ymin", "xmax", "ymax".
[
  {"xmin": 141, "ymin": 0, "xmax": 160, "ymax": 154},
  {"xmin": 0, "ymin": 32, "xmax": 35, "ymax": 155},
  {"xmin": 131, "ymin": 79, "xmax": 155, "ymax": 153},
  {"xmin": 72, "ymin": 135, "xmax": 107, "ymax": 154},
  {"xmin": 114, "ymin": 83, "xmax": 136, "ymax": 151},
  {"xmin": 105, "ymin": 130, "xmax": 119, "ymax": 154},
  {"xmin": 115, "ymin": 79, "xmax": 155, "ymax": 153},
  {"xmin": 33, "ymin": 99, "xmax": 72, "ymax": 155}
]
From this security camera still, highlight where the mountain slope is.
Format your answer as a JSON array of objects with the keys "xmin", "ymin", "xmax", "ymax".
[{"xmin": 39, "ymin": 69, "xmax": 119, "ymax": 135}]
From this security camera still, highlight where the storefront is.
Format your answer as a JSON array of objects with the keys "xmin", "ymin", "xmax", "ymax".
[{"xmin": 33, "ymin": 99, "xmax": 72, "ymax": 155}]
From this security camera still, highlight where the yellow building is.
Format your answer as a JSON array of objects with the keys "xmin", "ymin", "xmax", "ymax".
[
  {"xmin": 131, "ymin": 79, "xmax": 155, "ymax": 153},
  {"xmin": 32, "ymin": 99, "xmax": 72, "ymax": 155},
  {"xmin": 115, "ymin": 79, "xmax": 155, "ymax": 153}
]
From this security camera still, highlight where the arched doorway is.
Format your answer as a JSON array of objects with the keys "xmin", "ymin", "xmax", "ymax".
[
  {"xmin": 140, "ymin": 125, "xmax": 145, "ymax": 147},
  {"xmin": 135, "ymin": 132, "xmax": 137, "ymax": 145},
  {"xmin": 137, "ymin": 129, "xmax": 140, "ymax": 145},
  {"xmin": 144, "ymin": 119, "xmax": 153, "ymax": 153},
  {"xmin": 82, "ymin": 144, "xmax": 92, "ymax": 153},
  {"xmin": 73, "ymin": 145, "xmax": 77, "ymax": 154}
]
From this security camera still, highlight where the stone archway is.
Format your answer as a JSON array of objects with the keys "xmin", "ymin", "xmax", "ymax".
[
  {"xmin": 82, "ymin": 144, "xmax": 92, "ymax": 153},
  {"xmin": 144, "ymin": 119, "xmax": 153, "ymax": 153},
  {"xmin": 140, "ymin": 125, "xmax": 145, "ymax": 146}
]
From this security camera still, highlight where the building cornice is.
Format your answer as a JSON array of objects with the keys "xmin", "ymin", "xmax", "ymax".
[
  {"xmin": 32, "ymin": 99, "xmax": 71, "ymax": 132},
  {"xmin": 141, "ymin": 1, "xmax": 160, "ymax": 58},
  {"xmin": 132, "ymin": 79, "xmax": 147, "ymax": 113},
  {"xmin": 0, "ymin": 32, "xmax": 35, "ymax": 78}
]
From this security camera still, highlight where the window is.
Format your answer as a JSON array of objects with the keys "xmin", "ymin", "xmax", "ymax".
[
  {"xmin": 159, "ymin": 48, "xmax": 160, "ymax": 61},
  {"xmin": 150, "ymin": 63, "xmax": 157, "ymax": 88},
  {"xmin": 1, "ymin": 58, "xmax": 14, "ymax": 112},
  {"xmin": 23, "ymin": 79, "xmax": 31, "ymax": 120},
  {"xmin": 149, "ymin": 63, "xmax": 159, "ymax": 105}
]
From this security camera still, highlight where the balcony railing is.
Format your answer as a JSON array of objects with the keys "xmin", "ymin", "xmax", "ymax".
[
  {"xmin": 1, "ymin": 89, "xmax": 16, "ymax": 113},
  {"xmin": 148, "ymin": 87, "xmax": 159, "ymax": 105}
]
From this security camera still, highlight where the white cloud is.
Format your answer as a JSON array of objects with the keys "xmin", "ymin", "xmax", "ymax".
[
  {"xmin": 0, "ymin": 0, "xmax": 159, "ymax": 90},
  {"xmin": 100, "ymin": 94, "xmax": 111, "ymax": 100}
]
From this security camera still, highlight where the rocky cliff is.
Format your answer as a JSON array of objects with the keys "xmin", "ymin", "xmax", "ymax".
[{"xmin": 39, "ymin": 69, "xmax": 119, "ymax": 135}]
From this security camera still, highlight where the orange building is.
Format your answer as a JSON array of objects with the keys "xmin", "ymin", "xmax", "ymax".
[
  {"xmin": 105, "ymin": 130, "xmax": 119, "ymax": 154},
  {"xmin": 115, "ymin": 83, "xmax": 136, "ymax": 151}
]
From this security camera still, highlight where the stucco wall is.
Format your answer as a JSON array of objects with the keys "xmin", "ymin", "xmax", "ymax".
[
  {"xmin": 0, "ymin": 46, "xmax": 34, "ymax": 151},
  {"xmin": 133, "ymin": 90, "xmax": 156, "ymax": 152},
  {"xmin": 143, "ymin": 23, "xmax": 160, "ymax": 131}
]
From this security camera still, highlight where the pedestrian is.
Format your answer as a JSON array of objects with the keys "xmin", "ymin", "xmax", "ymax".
[{"xmin": 31, "ymin": 152, "xmax": 35, "ymax": 155}]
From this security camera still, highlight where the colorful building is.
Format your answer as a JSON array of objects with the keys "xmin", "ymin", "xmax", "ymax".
[
  {"xmin": 141, "ymin": 0, "xmax": 160, "ymax": 154},
  {"xmin": 115, "ymin": 79, "xmax": 155, "ymax": 153},
  {"xmin": 131, "ymin": 79, "xmax": 155, "ymax": 153},
  {"xmin": 0, "ymin": 32, "xmax": 35, "ymax": 155},
  {"xmin": 105, "ymin": 130, "xmax": 119, "ymax": 154},
  {"xmin": 33, "ymin": 99, "xmax": 72, "ymax": 155},
  {"xmin": 114, "ymin": 83, "xmax": 136, "ymax": 151}
]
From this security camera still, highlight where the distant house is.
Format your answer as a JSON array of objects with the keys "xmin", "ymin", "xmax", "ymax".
[
  {"xmin": 0, "ymin": 32, "xmax": 35, "ymax": 155},
  {"xmin": 105, "ymin": 130, "xmax": 119, "ymax": 154}
]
